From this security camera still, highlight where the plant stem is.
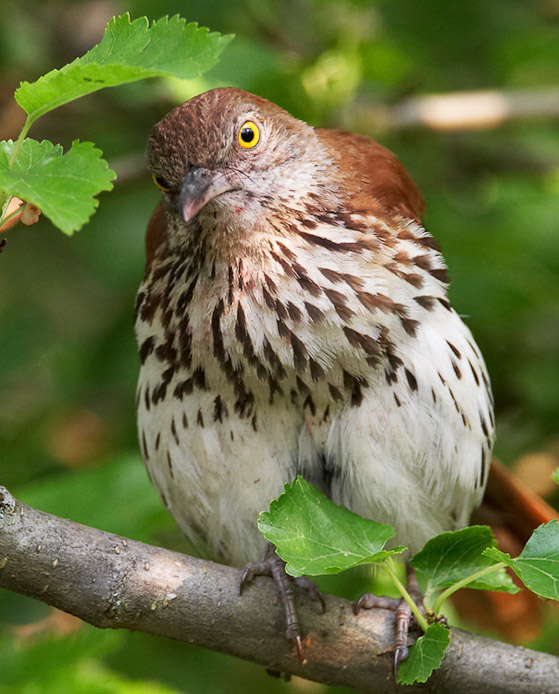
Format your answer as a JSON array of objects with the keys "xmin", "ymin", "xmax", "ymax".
[
  {"xmin": 0, "ymin": 191, "xmax": 8, "ymax": 216},
  {"xmin": 0, "ymin": 195, "xmax": 14, "ymax": 227},
  {"xmin": 432, "ymin": 562, "xmax": 508, "ymax": 615},
  {"xmin": 8, "ymin": 115, "xmax": 35, "ymax": 167},
  {"xmin": 1, "ymin": 114, "xmax": 34, "ymax": 223},
  {"xmin": 382, "ymin": 560, "xmax": 429, "ymax": 632},
  {"xmin": 0, "ymin": 200, "xmax": 22, "ymax": 229}
]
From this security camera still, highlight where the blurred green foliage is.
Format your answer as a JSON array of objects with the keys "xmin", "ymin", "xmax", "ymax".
[{"xmin": 1, "ymin": 0, "xmax": 558, "ymax": 691}]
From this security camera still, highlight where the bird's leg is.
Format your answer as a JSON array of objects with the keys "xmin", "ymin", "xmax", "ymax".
[
  {"xmin": 240, "ymin": 544, "xmax": 325, "ymax": 662},
  {"xmin": 393, "ymin": 565, "xmax": 424, "ymax": 674},
  {"xmin": 355, "ymin": 564, "xmax": 424, "ymax": 676}
]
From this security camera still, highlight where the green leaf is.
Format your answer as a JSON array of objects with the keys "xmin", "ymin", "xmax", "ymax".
[
  {"xmin": 15, "ymin": 14, "xmax": 233, "ymax": 122},
  {"xmin": 0, "ymin": 625, "xmax": 183, "ymax": 693},
  {"xmin": 257, "ymin": 476, "xmax": 404, "ymax": 578},
  {"xmin": 483, "ymin": 547, "xmax": 512, "ymax": 565},
  {"xmin": 396, "ymin": 623, "xmax": 451, "ymax": 685},
  {"xmin": 553, "ymin": 468, "xmax": 559, "ymax": 486},
  {"xmin": 484, "ymin": 521, "xmax": 559, "ymax": 600},
  {"xmin": 0, "ymin": 139, "xmax": 115, "ymax": 234},
  {"xmin": 411, "ymin": 526, "xmax": 519, "ymax": 594}
]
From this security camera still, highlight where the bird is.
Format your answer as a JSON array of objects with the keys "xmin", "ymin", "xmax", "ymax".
[{"xmin": 135, "ymin": 87, "xmax": 495, "ymax": 667}]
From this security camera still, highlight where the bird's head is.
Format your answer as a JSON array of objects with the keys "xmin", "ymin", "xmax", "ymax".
[{"xmin": 147, "ymin": 88, "xmax": 332, "ymax": 229}]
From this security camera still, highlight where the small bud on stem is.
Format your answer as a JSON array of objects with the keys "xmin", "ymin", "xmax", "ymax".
[{"xmin": 0, "ymin": 197, "xmax": 42, "ymax": 233}]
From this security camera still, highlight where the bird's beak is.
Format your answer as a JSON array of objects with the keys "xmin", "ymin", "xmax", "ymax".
[{"xmin": 180, "ymin": 166, "xmax": 233, "ymax": 223}]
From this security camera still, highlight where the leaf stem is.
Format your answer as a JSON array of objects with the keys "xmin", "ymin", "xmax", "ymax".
[
  {"xmin": 382, "ymin": 560, "xmax": 429, "ymax": 633},
  {"xmin": 0, "ymin": 200, "xmax": 21, "ymax": 228},
  {"xmin": 1, "ymin": 114, "xmax": 33, "ymax": 221},
  {"xmin": 8, "ymin": 115, "xmax": 35, "ymax": 167},
  {"xmin": 0, "ymin": 192, "xmax": 9, "ymax": 218},
  {"xmin": 431, "ymin": 562, "xmax": 507, "ymax": 615}
]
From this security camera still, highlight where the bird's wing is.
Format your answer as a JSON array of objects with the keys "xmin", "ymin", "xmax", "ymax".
[
  {"xmin": 144, "ymin": 201, "xmax": 168, "ymax": 272},
  {"xmin": 316, "ymin": 128, "xmax": 426, "ymax": 223}
]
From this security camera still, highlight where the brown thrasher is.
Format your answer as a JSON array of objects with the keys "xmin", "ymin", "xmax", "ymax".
[{"xmin": 135, "ymin": 88, "xmax": 496, "ymax": 666}]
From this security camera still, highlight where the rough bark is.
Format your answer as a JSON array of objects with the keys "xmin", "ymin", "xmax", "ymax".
[{"xmin": 0, "ymin": 486, "xmax": 557, "ymax": 693}]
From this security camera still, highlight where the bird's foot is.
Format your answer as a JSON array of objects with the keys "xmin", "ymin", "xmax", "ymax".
[
  {"xmin": 355, "ymin": 593, "xmax": 422, "ymax": 675},
  {"xmin": 293, "ymin": 575, "xmax": 326, "ymax": 613},
  {"xmin": 240, "ymin": 546, "xmax": 324, "ymax": 662},
  {"xmin": 355, "ymin": 566, "xmax": 424, "ymax": 677}
]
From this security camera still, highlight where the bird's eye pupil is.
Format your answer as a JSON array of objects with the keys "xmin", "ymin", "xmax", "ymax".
[
  {"xmin": 241, "ymin": 127, "xmax": 254, "ymax": 143},
  {"xmin": 238, "ymin": 121, "xmax": 260, "ymax": 149}
]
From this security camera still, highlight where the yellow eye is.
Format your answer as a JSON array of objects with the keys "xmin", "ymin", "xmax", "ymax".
[
  {"xmin": 152, "ymin": 174, "xmax": 171, "ymax": 192},
  {"xmin": 238, "ymin": 121, "xmax": 260, "ymax": 149}
]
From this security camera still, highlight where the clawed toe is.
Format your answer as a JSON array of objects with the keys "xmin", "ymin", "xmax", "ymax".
[
  {"xmin": 239, "ymin": 559, "xmax": 272, "ymax": 595},
  {"xmin": 393, "ymin": 598, "xmax": 419, "ymax": 674},
  {"xmin": 355, "ymin": 566, "xmax": 425, "ymax": 676},
  {"xmin": 393, "ymin": 644, "xmax": 409, "ymax": 677},
  {"xmin": 354, "ymin": 592, "xmax": 400, "ymax": 615},
  {"xmin": 294, "ymin": 634, "xmax": 304, "ymax": 662},
  {"xmin": 357, "ymin": 594, "xmax": 419, "ymax": 674},
  {"xmin": 240, "ymin": 545, "xmax": 316, "ymax": 663},
  {"xmin": 294, "ymin": 575, "xmax": 326, "ymax": 613}
]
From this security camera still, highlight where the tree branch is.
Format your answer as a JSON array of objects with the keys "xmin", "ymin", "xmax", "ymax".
[{"xmin": 1, "ymin": 486, "xmax": 557, "ymax": 693}]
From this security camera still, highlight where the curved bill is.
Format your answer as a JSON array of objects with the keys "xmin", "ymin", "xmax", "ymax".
[{"xmin": 180, "ymin": 166, "xmax": 233, "ymax": 223}]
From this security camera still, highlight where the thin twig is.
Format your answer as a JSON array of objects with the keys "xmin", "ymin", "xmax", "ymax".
[{"xmin": 350, "ymin": 87, "xmax": 559, "ymax": 133}]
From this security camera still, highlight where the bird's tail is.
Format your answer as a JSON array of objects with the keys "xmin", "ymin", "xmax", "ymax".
[{"xmin": 454, "ymin": 460, "xmax": 558, "ymax": 642}]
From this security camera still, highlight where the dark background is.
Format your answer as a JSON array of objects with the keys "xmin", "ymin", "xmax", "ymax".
[{"xmin": 1, "ymin": 1, "xmax": 558, "ymax": 691}]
